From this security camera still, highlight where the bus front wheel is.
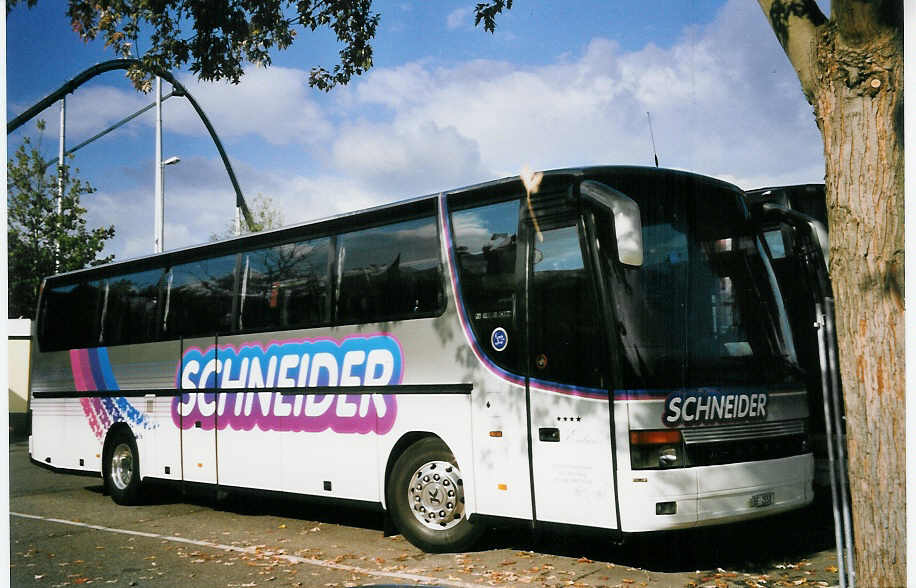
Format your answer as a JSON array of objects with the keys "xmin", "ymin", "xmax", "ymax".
[
  {"xmin": 387, "ymin": 437, "xmax": 482, "ymax": 553},
  {"xmin": 104, "ymin": 430, "xmax": 143, "ymax": 506}
]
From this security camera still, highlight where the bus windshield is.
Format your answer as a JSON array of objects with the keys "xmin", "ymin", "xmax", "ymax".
[{"xmin": 594, "ymin": 176, "xmax": 803, "ymax": 390}]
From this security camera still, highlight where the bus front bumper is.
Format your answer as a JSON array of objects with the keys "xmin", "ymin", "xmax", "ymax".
[{"xmin": 619, "ymin": 453, "xmax": 814, "ymax": 532}]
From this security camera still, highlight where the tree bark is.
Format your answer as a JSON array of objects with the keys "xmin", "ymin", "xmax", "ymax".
[
  {"xmin": 816, "ymin": 20, "xmax": 904, "ymax": 586},
  {"xmin": 759, "ymin": 2, "xmax": 904, "ymax": 586}
]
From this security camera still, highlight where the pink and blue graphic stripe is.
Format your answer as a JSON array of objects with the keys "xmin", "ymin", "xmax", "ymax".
[{"xmin": 69, "ymin": 347, "xmax": 154, "ymax": 440}]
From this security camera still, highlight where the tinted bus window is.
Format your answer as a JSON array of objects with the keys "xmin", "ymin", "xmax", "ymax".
[
  {"xmin": 40, "ymin": 279, "xmax": 104, "ymax": 350},
  {"xmin": 165, "ymin": 254, "xmax": 238, "ymax": 338},
  {"xmin": 451, "ymin": 199, "xmax": 521, "ymax": 373},
  {"xmin": 101, "ymin": 268, "xmax": 165, "ymax": 345},
  {"xmin": 238, "ymin": 238, "xmax": 331, "ymax": 332},
  {"xmin": 528, "ymin": 221, "xmax": 605, "ymax": 389},
  {"xmin": 336, "ymin": 217, "xmax": 442, "ymax": 325}
]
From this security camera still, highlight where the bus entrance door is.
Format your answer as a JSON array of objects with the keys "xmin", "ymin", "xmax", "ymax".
[
  {"xmin": 524, "ymin": 216, "xmax": 617, "ymax": 529},
  {"xmin": 178, "ymin": 336, "xmax": 219, "ymax": 485}
]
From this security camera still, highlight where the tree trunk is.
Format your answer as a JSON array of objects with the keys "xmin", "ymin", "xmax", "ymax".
[{"xmin": 814, "ymin": 21, "xmax": 904, "ymax": 587}]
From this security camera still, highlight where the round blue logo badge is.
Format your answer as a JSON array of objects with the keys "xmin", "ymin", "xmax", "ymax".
[{"xmin": 491, "ymin": 327, "xmax": 508, "ymax": 352}]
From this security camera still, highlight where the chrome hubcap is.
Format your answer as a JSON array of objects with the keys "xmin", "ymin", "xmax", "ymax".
[
  {"xmin": 111, "ymin": 443, "xmax": 133, "ymax": 491},
  {"xmin": 407, "ymin": 460, "xmax": 464, "ymax": 530}
]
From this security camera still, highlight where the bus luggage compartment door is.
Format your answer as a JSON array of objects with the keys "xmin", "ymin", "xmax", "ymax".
[{"xmin": 178, "ymin": 336, "xmax": 219, "ymax": 484}]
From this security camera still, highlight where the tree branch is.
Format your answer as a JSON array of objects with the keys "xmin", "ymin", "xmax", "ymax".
[
  {"xmin": 833, "ymin": 0, "xmax": 902, "ymax": 46},
  {"xmin": 757, "ymin": 0, "xmax": 827, "ymax": 102},
  {"xmin": 474, "ymin": 0, "xmax": 513, "ymax": 33}
]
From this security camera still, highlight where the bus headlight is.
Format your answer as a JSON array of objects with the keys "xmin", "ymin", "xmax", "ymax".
[{"xmin": 630, "ymin": 429, "xmax": 685, "ymax": 469}]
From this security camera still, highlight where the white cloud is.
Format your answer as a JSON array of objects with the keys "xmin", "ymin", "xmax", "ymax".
[
  {"xmin": 331, "ymin": 120, "xmax": 489, "ymax": 194},
  {"xmin": 446, "ymin": 7, "xmax": 472, "ymax": 30},
  {"xmin": 64, "ymin": 85, "xmax": 152, "ymax": 141},
  {"xmin": 11, "ymin": 64, "xmax": 333, "ymax": 160},
  {"xmin": 86, "ymin": 154, "xmax": 258, "ymax": 260},
  {"xmin": 6, "ymin": 83, "xmax": 153, "ymax": 150},
  {"xmin": 340, "ymin": 0, "xmax": 822, "ymax": 190},
  {"xmin": 353, "ymin": 62, "xmax": 440, "ymax": 110},
  {"xmin": 86, "ymin": 185, "xmax": 156, "ymax": 260},
  {"xmin": 87, "ymin": 154, "xmax": 401, "ymax": 261},
  {"xmin": 164, "ymin": 65, "xmax": 333, "ymax": 146}
]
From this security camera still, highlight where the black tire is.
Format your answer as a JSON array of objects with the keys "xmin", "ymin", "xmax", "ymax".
[
  {"xmin": 104, "ymin": 430, "xmax": 143, "ymax": 506},
  {"xmin": 387, "ymin": 437, "xmax": 483, "ymax": 553}
]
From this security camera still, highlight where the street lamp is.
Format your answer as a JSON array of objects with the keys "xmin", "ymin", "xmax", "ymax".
[
  {"xmin": 154, "ymin": 75, "xmax": 184, "ymax": 253},
  {"xmin": 154, "ymin": 154, "xmax": 180, "ymax": 253}
]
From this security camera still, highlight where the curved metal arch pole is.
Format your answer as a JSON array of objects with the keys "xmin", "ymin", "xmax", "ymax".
[{"xmin": 7, "ymin": 58, "xmax": 254, "ymax": 229}]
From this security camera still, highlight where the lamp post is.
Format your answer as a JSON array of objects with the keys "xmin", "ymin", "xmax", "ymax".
[
  {"xmin": 154, "ymin": 76, "xmax": 181, "ymax": 253},
  {"xmin": 55, "ymin": 97, "xmax": 65, "ymax": 271}
]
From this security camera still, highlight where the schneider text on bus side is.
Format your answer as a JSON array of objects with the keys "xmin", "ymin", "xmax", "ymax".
[{"xmin": 174, "ymin": 334, "xmax": 403, "ymax": 434}]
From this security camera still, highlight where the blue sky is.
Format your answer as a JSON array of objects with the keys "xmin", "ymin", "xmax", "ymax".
[{"xmin": 7, "ymin": 0, "xmax": 826, "ymax": 261}]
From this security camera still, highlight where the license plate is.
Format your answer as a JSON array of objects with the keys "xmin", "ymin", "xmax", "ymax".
[{"xmin": 749, "ymin": 491, "xmax": 774, "ymax": 508}]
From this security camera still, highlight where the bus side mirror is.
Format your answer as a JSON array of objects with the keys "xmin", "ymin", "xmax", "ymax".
[
  {"xmin": 580, "ymin": 180, "xmax": 644, "ymax": 266},
  {"xmin": 760, "ymin": 203, "xmax": 830, "ymax": 269}
]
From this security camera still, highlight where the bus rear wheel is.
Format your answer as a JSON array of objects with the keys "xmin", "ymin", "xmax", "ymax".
[
  {"xmin": 104, "ymin": 430, "xmax": 143, "ymax": 506},
  {"xmin": 387, "ymin": 437, "xmax": 482, "ymax": 553}
]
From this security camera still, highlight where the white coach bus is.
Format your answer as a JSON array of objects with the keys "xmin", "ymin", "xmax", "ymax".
[{"xmin": 29, "ymin": 166, "xmax": 813, "ymax": 552}]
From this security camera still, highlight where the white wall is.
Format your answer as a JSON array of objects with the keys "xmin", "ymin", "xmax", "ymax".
[{"xmin": 8, "ymin": 319, "xmax": 31, "ymax": 438}]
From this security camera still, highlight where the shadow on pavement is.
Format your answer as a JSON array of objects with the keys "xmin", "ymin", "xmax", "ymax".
[
  {"xmin": 130, "ymin": 478, "xmax": 835, "ymax": 574},
  {"xmin": 138, "ymin": 481, "xmax": 388, "ymax": 531},
  {"xmin": 485, "ymin": 492, "xmax": 837, "ymax": 574}
]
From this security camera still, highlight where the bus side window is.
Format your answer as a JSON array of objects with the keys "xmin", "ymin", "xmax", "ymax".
[
  {"xmin": 102, "ymin": 268, "xmax": 164, "ymax": 345},
  {"xmin": 451, "ymin": 199, "xmax": 521, "ymax": 374},
  {"xmin": 238, "ymin": 238, "xmax": 332, "ymax": 332},
  {"xmin": 167, "ymin": 255, "xmax": 237, "ymax": 338},
  {"xmin": 336, "ymin": 216, "xmax": 442, "ymax": 325},
  {"xmin": 40, "ymin": 279, "xmax": 104, "ymax": 351}
]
